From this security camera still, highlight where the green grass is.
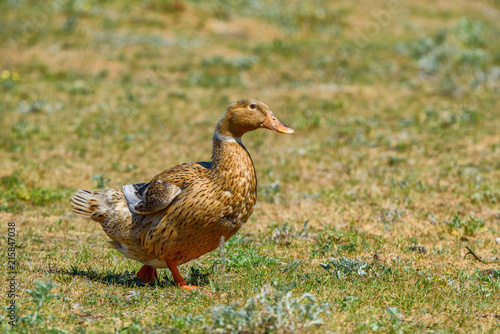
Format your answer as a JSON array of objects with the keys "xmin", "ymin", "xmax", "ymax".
[{"xmin": 1, "ymin": 0, "xmax": 500, "ymax": 332}]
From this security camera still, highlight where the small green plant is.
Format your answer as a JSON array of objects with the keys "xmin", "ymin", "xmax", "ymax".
[
  {"xmin": 201, "ymin": 55, "xmax": 259, "ymax": 71},
  {"xmin": 185, "ymin": 55, "xmax": 258, "ymax": 88},
  {"xmin": 445, "ymin": 214, "xmax": 485, "ymax": 236},
  {"xmin": 1, "ymin": 69, "xmax": 20, "ymax": 90},
  {"xmin": 92, "ymin": 173, "xmax": 110, "ymax": 189},
  {"xmin": 453, "ymin": 19, "xmax": 486, "ymax": 47},
  {"xmin": 336, "ymin": 242, "xmax": 357, "ymax": 254},
  {"xmin": 386, "ymin": 307, "xmax": 402, "ymax": 328},
  {"xmin": 339, "ymin": 296, "xmax": 360, "ymax": 311},
  {"xmin": 312, "ymin": 229, "xmax": 364, "ymax": 257},
  {"xmin": 167, "ymin": 314, "xmax": 204, "ymax": 333},
  {"xmin": 21, "ymin": 281, "xmax": 58, "ymax": 328},
  {"xmin": 279, "ymin": 259, "xmax": 302, "ymax": 273},
  {"xmin": 312, "ymin": 237, "xmax": 335, "ymax": 257},
  {"xmin": 161, "ymin": 285, "xmax": 330, "ymax": 333},
  {"xmin": 59, "ymin": 0, "xmax": 97, "ymax": 34},
  {"xmin": 261, "ymin": 181, "xmax": 281, "ymax": 204},
  {"xmin": 214, "ymin": 249, "xmax": 278, "ymax": 270},
  {"xmin": 320, "ymin": 257, "xmax": 370, "ymax": 279},
  {"xmin": 471, "ymin": 189, "xmax": 500, "ymax": 204},
  {"xmin": 312, "ymin": 229, "xmax": 342, "ymax": 257},
  {"xmin": 187, "ymin": 266, "xmax": 210, "ymax": 287},
  {"xmin": 397, "ymin": 18, "xmax": 497, "ymax": 96},
  {"xmin": 380, "ymin": 208, "xmax": 406, "ymax": 226},
  {"xmin": 0, "ymin": 169, "xmax": 24, "ymax": 189},
  {"xmin": 270, "ymin": 221, "xmax": 293, "ymax": 245},
  {"xmin": 0, "ymin": 169, "xmax": 72, "ymax": 211},
  {"xmin": 207, "ymin": 285, "xmax": 330, "ymax": 333}
]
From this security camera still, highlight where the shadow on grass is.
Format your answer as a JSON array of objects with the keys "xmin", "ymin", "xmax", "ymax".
[{"xmin": 44, "ymin": 264, "xmax": 211, "ymax": 288}]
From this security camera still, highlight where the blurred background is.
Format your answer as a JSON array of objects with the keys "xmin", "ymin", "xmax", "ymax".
[
  {"xmin": 1, "ymin": 0, "xmax": 498, "ymax": 217},
  {"xmin": 1, "ymin": 0, "xmax": 499, "ymax": 331}
]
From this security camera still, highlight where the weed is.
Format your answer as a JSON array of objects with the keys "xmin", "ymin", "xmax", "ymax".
[
  {"xmin": 398, "ymin": 18, "xmax": 498, "ymax": 96},
  {"xmin": 454, "ymin": 19, "xmax": 486, "ymax": 48},
  {"xmin": 279, "ymin": 260, "xmax": 302, "ymax": 273},
  {"xmin": 167, "ymin": 314, "xmax": 204, "ymax": 333},
  {"xmin": 339, "ymin": 296, "xmax": 360, "ymax": 311},
  {"xmin": 312, "ymin": 229, "xmax": 367, "ymax": 257},
  {"xmin": 214, "ymin": 249, "xmax": 278, "ymax": 271},
  {"xmin": 187, "ymin": 266, "xmax": 210, "ymax": 287},
  {"xmin": 118, "ymin": 321, "xmax": 145, "ymax": 333},
  {"xmin": 144, "ymin": 0, "xmax": 186, "ymax": 13},
  {"xmin": 7, "ymin": 281, "xmax": 67, "ymax": 333},
  {"xmin": 320, "ymin": 257, "xmax": 370, "ymax": 279},
  {"xmin": 185, "ymin": 55, "xmax": 258, "ymax": 88},
  {"xmin": 158, "ymin": 285, "xmax": 330, "ymax": 333},
  {"xmin": 0, "ymin": 169, "xmax": 24, "ymax": 188},
  {"xmin": 409, "ymin": 246, "xmax": 427, "ymax": 253},
  {"xmin": 1, "ymin": 69, "xmax": 20, "ymax": 90},
  {"xmin": 472, "ymin": 189, "xmax": 500, "ymax": 204},
  {"xmin": 379, "ymin": 208, "xmax": 406, "ymax": 229},
  {"xmin": 336, "ymin": 242, "xmax": 357, "ymax": 254},
  {"xmin": 386, "ymin": 307, "xmax": 402, "ymax": 328},
  {"xmin": 445, "ymin": 214, "xmax": 485, "ymax": 236},
  {"xmin": 25, "ymin": 281, "xmax": 57, "ymax": 325},
  {"xmin": 92, "ymin": 174, "xmax": 111, "ymax": 189},
  {"xmin": 0, "ymin": 169, "xmax": 72, "ymax": 211},
  {"xmin": 261, "ymin": 181, "xmax": 281, "ymax": 204},
  {"xmin": 11, "ymin": 121, "xmax": 40, "ymax": 138},
  {"xmin": 311, "ymin": 232, "xmax": 338, "ymax": 257},
  {"xmin": 270, "ymin": 221, "xmax": 293, "ymax": 245},
  {"xmin": 207, "ymin": 285, "xmax": 330, "ymax": 333},
  {"xmin": 202, "ymin": 55, "xmax": 259, "ymax": 71}
]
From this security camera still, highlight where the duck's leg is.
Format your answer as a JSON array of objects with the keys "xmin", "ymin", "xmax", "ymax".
[
  {"xmin": 136, "ymin": 265, "xmax": 158, "ymax": 284},
  {"xmin": 166, "ymin": 259, "xmax": 198, "ymax": 290}
]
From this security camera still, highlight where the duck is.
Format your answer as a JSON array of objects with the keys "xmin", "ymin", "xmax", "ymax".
[{"xmin": 71, "ymin": 99, "xmax": 294, "ymax": 290}]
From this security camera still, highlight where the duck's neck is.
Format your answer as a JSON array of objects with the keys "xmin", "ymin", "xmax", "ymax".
[{"xmin": 210, "ymin": 130, "xmax": 256, "ymax": 189}]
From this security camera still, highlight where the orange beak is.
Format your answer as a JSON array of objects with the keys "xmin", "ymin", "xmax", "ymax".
[{"xmin": 261, "ymin": 112, "xmax": 295, "ymax": 134}]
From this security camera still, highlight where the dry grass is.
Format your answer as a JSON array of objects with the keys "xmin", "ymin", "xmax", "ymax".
[{"xmin": 1, "ymin": 0, "xmax": 499, "ymax": 333}]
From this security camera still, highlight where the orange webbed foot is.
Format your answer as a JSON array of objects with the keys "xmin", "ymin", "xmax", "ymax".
[
  {"xmin": 166, "ymin": 258, "xmax": 200, "ymax": 291},
  {"xmin": 180, "ymin": 284, "xmax": 200, "ymax": 291}
]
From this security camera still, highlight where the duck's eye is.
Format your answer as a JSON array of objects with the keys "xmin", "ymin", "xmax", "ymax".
[{"xmin": 249, "ymin": 104, "xmax": 256, "ymax": 109}]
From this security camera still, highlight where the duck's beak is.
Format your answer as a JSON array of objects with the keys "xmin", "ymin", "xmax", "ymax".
[{"xmin": 262, "ymin": 112, "xmax": 295, "ymax": 134}]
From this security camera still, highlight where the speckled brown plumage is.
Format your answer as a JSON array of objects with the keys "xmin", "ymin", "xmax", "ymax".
[{"xmin": 71, "ymin": 99, "xmax": 294, "ymax": 289}]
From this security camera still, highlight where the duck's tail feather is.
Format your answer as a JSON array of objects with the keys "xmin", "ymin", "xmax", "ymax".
[
  {"xmin": 71, "ymin": 188, "xmax": 129, "ymax": 223},
  {"xmin": 71, "ymin": 189, "xmax": 97, "ymax": 220}
]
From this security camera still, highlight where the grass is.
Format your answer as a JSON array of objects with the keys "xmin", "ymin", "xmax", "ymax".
[{"xmin": 1, "ymin": 0, "xmax": 499, "ymax": 332}]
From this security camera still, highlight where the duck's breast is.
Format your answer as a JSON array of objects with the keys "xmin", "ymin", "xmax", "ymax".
[{"xmin": 144, "ymin": 167, "xmax": 256, "ymax": 263}]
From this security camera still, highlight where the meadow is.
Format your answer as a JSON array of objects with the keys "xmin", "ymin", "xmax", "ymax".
[{"xmin": 1, "ymin": 0, "xmax": 499, "ymax": 332}]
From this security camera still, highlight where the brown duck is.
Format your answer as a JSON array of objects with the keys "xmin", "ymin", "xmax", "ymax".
[{"xmin": 71, "ymin": 99, "xmax": 294, "ymax": 289}]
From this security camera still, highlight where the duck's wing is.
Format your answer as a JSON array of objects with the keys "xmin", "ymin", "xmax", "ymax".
[
  {"xmin": 123, "ymin": 161, "xmax": 212, "ymax": 216},
  {"xmin": 123, "ymin": 180, "xmax": 181, "ymax": 215},
  {"xmin": 123, "ymin": 181, "xmax": 181, "ymax": 215}
]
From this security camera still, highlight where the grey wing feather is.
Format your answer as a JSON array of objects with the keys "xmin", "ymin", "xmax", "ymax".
[{"xmin": 123, "ymin": 180, "xmax": 181, "ymax": 215}]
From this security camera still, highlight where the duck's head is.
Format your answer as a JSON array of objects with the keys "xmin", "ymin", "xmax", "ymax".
[{"xmin": 215, "ymin": 99, "xmax": 294, "ymax": 139}]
